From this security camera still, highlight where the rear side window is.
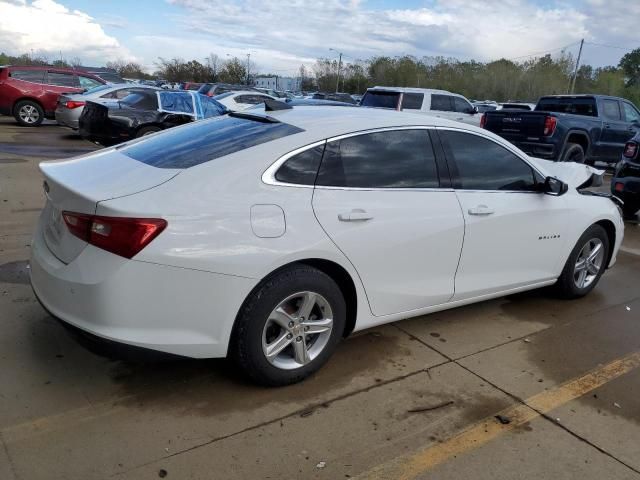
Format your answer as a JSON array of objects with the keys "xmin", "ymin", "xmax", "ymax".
[
  {"xmin": 121, "ymin": 116, "xmax": 304, "ymax": 169},
  {"xmin": 275, "ymin": 144, "xmax": 325, "ymax": 185},
  {"xmin": 47, "ymin": 72, "xmax": 79, "ymax": 88},
  {"xmin": 401, "ymin": 93, "xmax": 424, "ymax": 110},
  {"xmin": 453, "ymin": 97, "xmax": 472, "ymax": 113},
  {"xmin": 361, "ymin": 91, "xmax": 400, "ymax": 109},
  {"xmin": 120, "ymin": 91, "xmax": 158, "ymax": 109},
  {"xmin": 430, "ymin": 95, "xmax": 454, "ymax": 112},
  {"xmin": 9, "ymin": 69, "xmax": 45, "ymax": 83},
  {"xmin": 440, "ymin": 130, "xmax": 537, "ymax": 191},
  {"xmin": 602, "ymin": 100, "xmax": 621, "ymax": 121},
  {"xmin": 316, "ymin": 129, "xmax": 439, "ymax": 188}
]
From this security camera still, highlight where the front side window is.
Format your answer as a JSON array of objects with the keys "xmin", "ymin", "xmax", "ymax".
[
  {"xmin": 9, "ymin": 69, "xmax": 45, "ymax": 83},
  {"xmin": 401, "ymin": 93, "xmax": 424, "ymax": 110},
  {"xmin": 275, "ymin": 144, "xmax": 324, "ymax": 185},
  {"xmin": 316, "ymin": 129, "xmax": 439, "ymax": 188},
  {"xmin": 430, "ymin": 94, "xmax": 454, "ymax": 112},
  {"xmin": 47, "ymin": 72, "xmax": 79, "ymax": 88},
  {"xmin": 454, "ymin": 97, "xmax": 473, "ymax": 113},
  {"xmin": 601, "ymin": 99, "xmax": 621, "ymax": 121},
  {"xmin": 440, "ymin": 130, "xmax": 538, "ymax": 191},
  {"xmin": 622, "ymin": 102, "xmax": 640, "ymax": 123}
]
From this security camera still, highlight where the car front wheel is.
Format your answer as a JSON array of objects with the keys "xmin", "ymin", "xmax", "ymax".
[
  {"xmin": 230, "ymin": 265, "xmax": 346, "ymax": 386},
  {"xmin": 553, "ymin": 224, "xmax": 609, "ymax": 298},
  {"xmin": 14, "ymin": 100, "xmax": 44, "ymax": 127}
]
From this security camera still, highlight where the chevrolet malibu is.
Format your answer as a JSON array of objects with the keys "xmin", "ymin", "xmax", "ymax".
[{"xmin": 30, "ymin": 107, "xmax": 624, "ymax": 386}]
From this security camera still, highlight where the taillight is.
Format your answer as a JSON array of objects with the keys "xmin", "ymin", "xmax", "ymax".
[
  {"xmin": 480, "ymin": 113, "xmax": 487, "ymax": 129},
  {"xmin": 62, "ymin": 212, "xmax": 167, "ymax": 259},
  {"xmin": 543, "ymin": 116, "xmax": 557, "ymax": 136},
  {"xmin": 65, "ymin": 101, "xmax": 85, "ymax": 109},
  {"xmin": 623, "ymin": 142, "xmax": 637, "ymax": 159},
  {"xmin": 614, "ymin": 182, "xmax": 624, "ymax": 192}
]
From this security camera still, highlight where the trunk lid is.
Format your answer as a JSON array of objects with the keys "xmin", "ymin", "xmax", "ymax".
[
  {"xmin": 483, "ymin": 111, "xmax": 548, "ymax": 140},
  {"xmin": 40, "ymin": 148, "xmax": 180, "ymax": 264}
]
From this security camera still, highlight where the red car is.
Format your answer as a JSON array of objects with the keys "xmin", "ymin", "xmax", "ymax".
[{"xmin": 0, "ymin": 66, "xmax": 106, "ymax": 126}]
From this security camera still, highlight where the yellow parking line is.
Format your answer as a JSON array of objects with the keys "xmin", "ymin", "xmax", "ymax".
[{"xmin": 358, "ymin": 350, "xmax": 640, "ymax": 480}]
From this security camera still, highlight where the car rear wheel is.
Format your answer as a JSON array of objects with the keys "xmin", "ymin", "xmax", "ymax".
[
  {"xmin": 136, "ymin": 126, "xmax": 161, "ymax": 137},
  {"xmin": 230, "ymin": 265, "xmax": 346, "ymax": 386},
  {"xmin": 14, "ymin": 100, "xmax": 44, "ymax": 127},
  {"xmin": 553, "ymin": 224, "xmax": 609, "ymax": 299},
  {"xmin": 561, "ymin": 143, "xmax": 585, "ymax": 163}
]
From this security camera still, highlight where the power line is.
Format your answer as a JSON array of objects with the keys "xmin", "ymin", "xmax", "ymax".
[
  {"xmin": 584, "ymin": 41, "xmax": 637, "ymax": 51},
  {"xmin": 506, "ymin": 41, "xmax": 582, "ymax": 61}
]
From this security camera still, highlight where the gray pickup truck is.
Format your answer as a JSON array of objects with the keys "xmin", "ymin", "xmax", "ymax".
[{"xmin": 481, "ymin": 95, "xmax": 640, "ymax": 164}]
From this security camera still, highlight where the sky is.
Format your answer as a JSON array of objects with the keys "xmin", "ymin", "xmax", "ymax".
[{"xmin": 0, "ymin": 0, "xmax": 638, "ymax": 76}]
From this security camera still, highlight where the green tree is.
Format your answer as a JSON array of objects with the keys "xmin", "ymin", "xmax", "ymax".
[{"xmin": 619, "ymin": 48, "xmax": 640, "ymax": 86}]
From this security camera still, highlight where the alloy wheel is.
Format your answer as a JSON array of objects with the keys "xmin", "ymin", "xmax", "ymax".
[
  {"xmin": 262, "ymin": 291, "xmax": 333, "ymax": 370},
  {"xmin": 573, "ymin": 238, "xmax": 604, "ymax": 289},
  {"xmin": 19, "ymin": 105, "xmax": 40, "ymax": 124}
]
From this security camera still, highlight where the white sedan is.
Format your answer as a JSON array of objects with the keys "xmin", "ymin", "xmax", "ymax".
[
  {"xmin": 213, "ymin": 90, "xmax": 279, "ymax": 111},
  {"xmin": 30, "ymin": 107, "xmax": 624, "ymax": 386}
]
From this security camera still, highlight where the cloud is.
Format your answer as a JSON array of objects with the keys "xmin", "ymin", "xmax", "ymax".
[
  {"xmin": 0, "ymin": 0, "xmax": 135, "ymax": 63},
  {"xmin": 163, "ymin": 0, "xmax": 634, "ymax": 71}
]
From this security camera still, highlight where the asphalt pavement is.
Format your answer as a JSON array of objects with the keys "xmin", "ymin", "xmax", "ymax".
[{"xmin": 1, "ymin": 116, "xmax": 639, "ymax": 480}]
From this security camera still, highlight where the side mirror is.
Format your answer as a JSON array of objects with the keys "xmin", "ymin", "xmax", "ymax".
[
  {"xmin": 542, "ymin": 176, "xmax": 568, "ymax": 196},
  {"xmin": 467, "ymin": 106, "xmax": 478, "ymax": 115}
]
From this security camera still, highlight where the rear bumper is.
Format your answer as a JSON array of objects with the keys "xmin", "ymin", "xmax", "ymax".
[
  {"xmin": 55, "ymin": 107, "xmax": 80, "ymax": 129},
  {"xmin": 510, "ymin": 141, "xmax": 557, "ymax": 160},
  {"xmin": 30, "ymin": 219, "xmax": 255, "ymax": 358}
]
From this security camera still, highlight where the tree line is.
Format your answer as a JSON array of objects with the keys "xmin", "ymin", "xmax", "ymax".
[{"xmin": 3, "ymin": 48, "xmax": 640, "ymax": 105}]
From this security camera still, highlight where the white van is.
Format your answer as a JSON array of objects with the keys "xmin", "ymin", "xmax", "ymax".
[{"xmin": 361, "ymin": 87, "xmax": 480, "ymax": 126}]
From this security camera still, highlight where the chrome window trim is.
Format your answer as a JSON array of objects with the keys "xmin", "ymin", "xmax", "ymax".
[{"xmin": 262, "ymin": 125, "xmax": 438, "ymax": 189}]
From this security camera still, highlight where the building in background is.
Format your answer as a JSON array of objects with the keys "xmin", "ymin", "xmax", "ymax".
[{"xmin": 253, "ymin": 76, "xmax": 301, "ymax": 91}]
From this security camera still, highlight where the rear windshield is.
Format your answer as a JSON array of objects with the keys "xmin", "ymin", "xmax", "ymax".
[
  {"xmin": 121, "ymin": 115, "xmax": 304, "ymax": 169},
  {"xmin": 536, "ymin": 97, "xmax": 597, "ymax": 116},
  {"xmin": 361, "ymin": 91, "xmax": 400, "ymax": 109}
]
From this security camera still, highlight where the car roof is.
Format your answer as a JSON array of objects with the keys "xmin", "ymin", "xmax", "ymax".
[
  {"xmin": 367, "ymin": 86, "xmax": 453, "ymax": 95},
  {"xmin": 264, "ymin": 105, "xmax": 482, "ymax": 138}
]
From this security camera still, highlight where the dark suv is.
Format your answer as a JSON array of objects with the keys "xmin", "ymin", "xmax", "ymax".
[
  {"xmin": 0, "ymin": 65, "xmax": 106, "ymax": 126},
  {"xmin": 612, "ymin": 133, "xmax": 640, "ymax": 217}
]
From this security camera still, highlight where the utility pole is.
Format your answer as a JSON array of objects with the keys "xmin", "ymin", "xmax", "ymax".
[
  {"xmin": 569, "ymin": 39, "xmax": 584, "ymax": 94},
  {"xmin": 246, "ymin": 53, "xmax": 251, "ymax": 85},
  {"xmin": 336, "ymin": 52, "xmax": 342, "ymax": 93}
]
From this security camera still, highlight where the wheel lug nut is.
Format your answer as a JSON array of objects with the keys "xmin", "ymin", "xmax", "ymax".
[
  {"xmin": 304, "ymin": 326, "xmax": 309, "ymax": 331},
  {"xmin": 296, "ymin": 336, "xmax": 302, "ymax": 342},
  {"xmin": 288, "ymin": 321, "xmax": 294, "ymax": 328},
  {"xmin": 287, "ymin": 333, "xmax": 293, "ymax": 339}
]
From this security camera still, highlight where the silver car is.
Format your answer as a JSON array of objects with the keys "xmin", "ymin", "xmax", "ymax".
[{"xmin": 55, "ymin": 84, "xmax": 159, "ymax": 129}]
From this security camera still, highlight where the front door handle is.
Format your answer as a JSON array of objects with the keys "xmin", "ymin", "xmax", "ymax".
[
  {"xmin": 338, "ymin": 209, "xmax": 373, "ymax": 222},
  {"xmin": 468, "ymin": 205, "xmax": 495, "ymax": 216}
]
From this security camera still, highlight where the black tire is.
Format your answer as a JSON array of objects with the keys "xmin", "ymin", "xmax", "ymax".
[
  {"xmin": 136, "ymin": 126, "xmax": 161, "ymax": 138},
  {"xmin": 622, "ymin": 202, "xmax": 639, "ymax": 218},
  {"xmin": 230, "ymin": 265, "xmax": 346, "ymax": 386},
  {"xmin": 561, "ymin": 142, "xmax": 585, "ymax": 163},
  {"xmin": 13, "ymin": 100, "xmax": 44, "ymax": 127},
  {"xmin": 553, "ymin": 224, "xmax": 609, "ymax": 299}
]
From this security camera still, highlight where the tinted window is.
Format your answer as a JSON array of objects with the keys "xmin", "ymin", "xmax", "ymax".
[
  {"xmin": 401, "ymin": 93, "xmax": 423, "ymax": 110},
  {"xmin": 79, "ymin": 76, "xmax": 102, "ymax": 89},
  {"xmin": 536, "ymin": 97, "xmax": 597, "ymax": 116},
  {"xmin": 120, "ymin": 91, "xmax": 158, "ymax": 109},
  {"xmin": 9, "ymin": 69, "xmax": 45, "ymax": 83},
  {"xmin": 622, "ymin": 102, "xmax": 640, "ymax": 123},
  {"xmin": 214, "ymin": 92, "xmax": 234, "ymax": 100},
  {"xmin": 430, "ymin": 94, "xmax": 454, "ymax": 112},
  {"xmin": 121, "ymin": 116, "xmax": 304, "ymax": 169},
  {"xmin": 454, "ymin": 97, "xmax": 472, "ymax": 113},
  {"xmin": 47, "ymin": 72, "xmax": 79, "ymax": 87},
  {"xmin": 86, "ymin": 84, "xmax": 112, "ymax": 95},
  {"xmin": 361, "ymin": 91, "xmax": 400, "ymax": 109},
  {"xmin": 440, "ymin": 131, "xmax": 537, "ymax": 191},
  {"xmin": 316, "ymin": 129, "xmax": 439, "ymax": 188},
  {"xmin": 602, "ymin": 100, "xmax": 621, "ymax": 121},
  {"xmin": 275, "ymin": 144, "xmax": 324, "ymax": 185},
  {"xmin": 93, "ymin": 72, "xmax": 124, "ymax": 83}
]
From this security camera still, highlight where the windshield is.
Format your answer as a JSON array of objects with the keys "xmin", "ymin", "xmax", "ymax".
[
  {"xmin": 84, "ymin": 84, "xmax": 112, "ymax": 95},
  {"xmin": 536, "ymin": 97, "xmax": 597, "ymax": 116},
  {"xmin": 95, "ymin": 72, "xmax": 125, "ymax": 83},
  {"xmin": 121, "ymin": 115, "xmax": 304, "ymax": 169},
  {"xmin": 361, "ymin": 91, "xmax": 400, "ymax": 109}
]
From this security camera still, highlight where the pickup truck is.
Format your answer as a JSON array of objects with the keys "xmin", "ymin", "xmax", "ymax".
[{"xmin": 481, "ymin": 95, "xmax": 640, "ymax": 164}]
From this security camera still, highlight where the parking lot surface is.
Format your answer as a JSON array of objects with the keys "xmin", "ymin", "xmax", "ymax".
[{"xmin": 1, "ymin": 116, "xmax": 639, "ymax": 480}]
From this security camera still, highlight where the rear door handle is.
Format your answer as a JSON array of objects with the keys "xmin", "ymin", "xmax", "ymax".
[
  {"xmin": 468, "ymin": 205, "xmax": 495, "ymax": 216},
  {"xmin": 338, "ymin": 209, "xmax": 373, "ymax": 222}
]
